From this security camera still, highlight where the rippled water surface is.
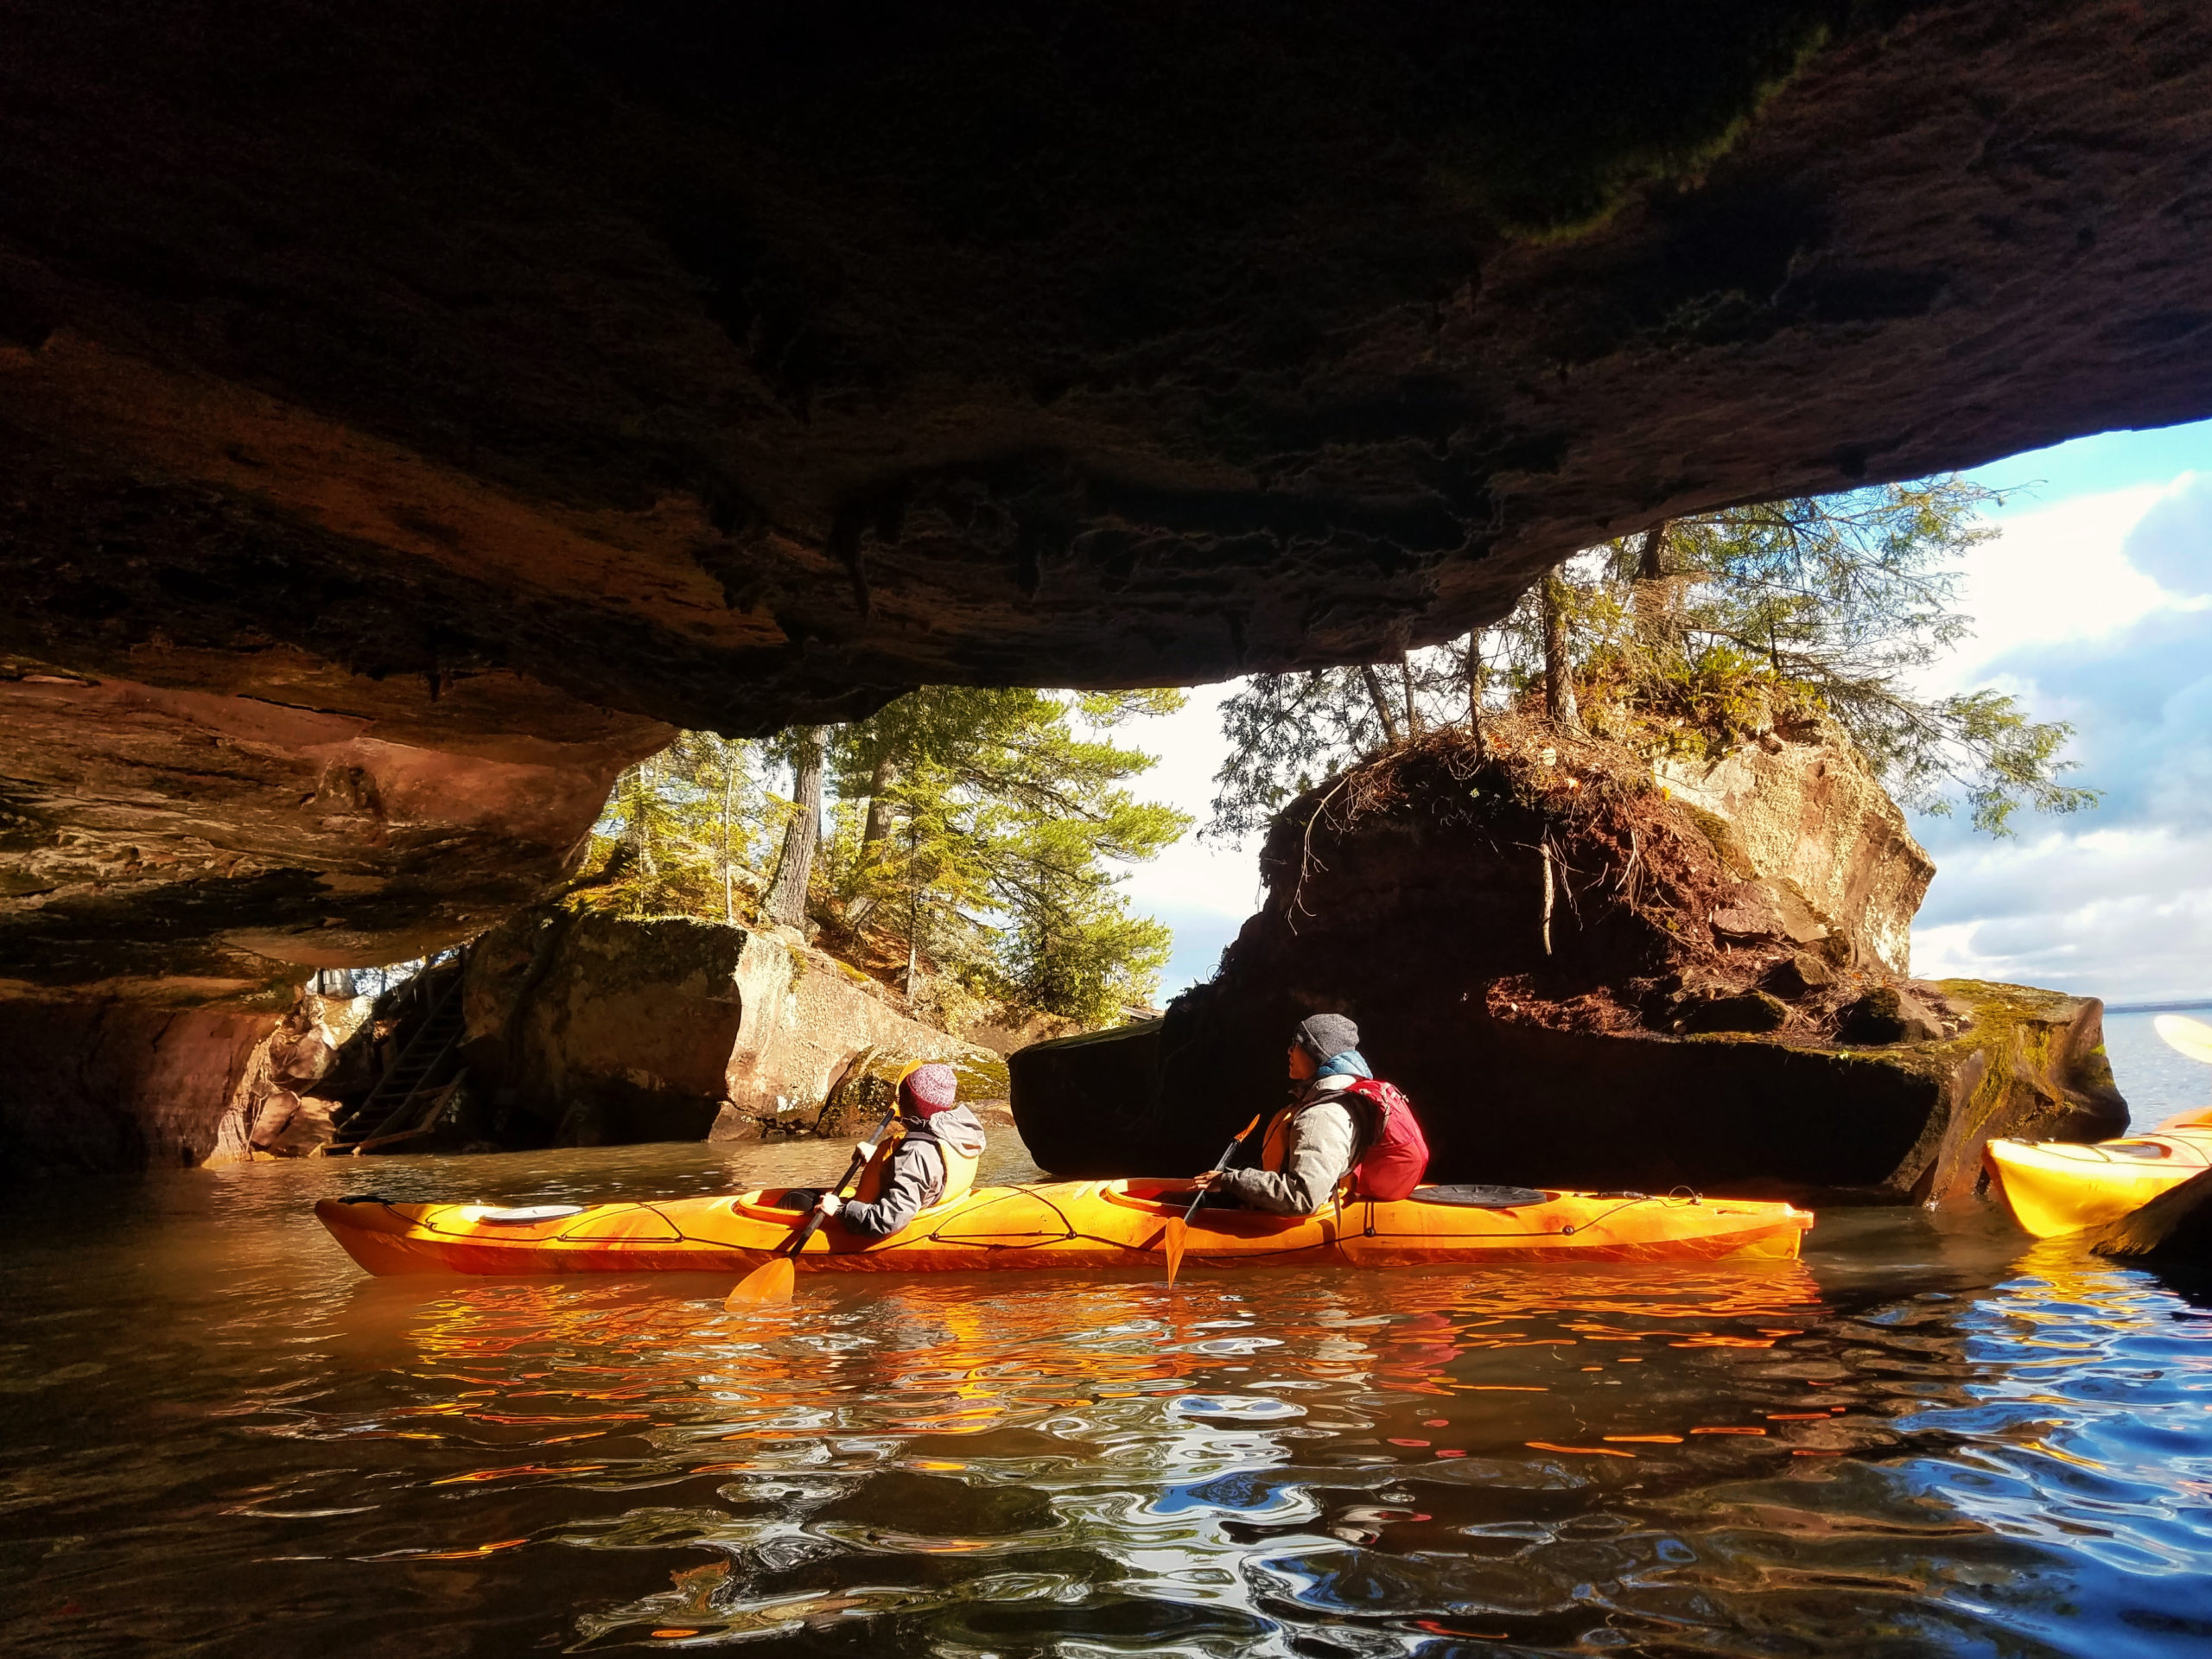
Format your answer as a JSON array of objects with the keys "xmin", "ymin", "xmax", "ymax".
[
  {"xmin": 6, "ymin": 1138, "xmax": 2212, "ymax": 1656},
  {"xmin": 2106, "ymin": 1006, "xmax": 2212, "ymax": 1125}
]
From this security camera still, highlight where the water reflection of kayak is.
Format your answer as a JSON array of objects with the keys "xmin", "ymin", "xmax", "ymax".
[
  {"xmin": 1986, "ymin": 1112, "xmax": 2212, "ymax": 1237},
  {"xmin": 315, "ymin": 1180, "xmax": 1813, "ymax": 1278}
]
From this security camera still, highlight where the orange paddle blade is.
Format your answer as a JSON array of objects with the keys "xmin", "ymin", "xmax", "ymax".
[
  {"xmin": 724, "ymin": 1255, "xmax": 796, "ymax": 1307},
  {"xmin": 1161, "ymin": 1217, "xmax": 1188, "ymax": 1286}
]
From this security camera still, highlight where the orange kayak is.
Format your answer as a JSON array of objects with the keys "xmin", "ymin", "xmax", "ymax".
[{"xmin": 315, "ymin": 1180, "xmax": 1812, "ymax": 1277}]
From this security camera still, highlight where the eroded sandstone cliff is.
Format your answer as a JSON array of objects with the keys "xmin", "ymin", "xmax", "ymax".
[{"xmin": 4, "ymin": 2, "xmax": 2212, "ymax": 996}]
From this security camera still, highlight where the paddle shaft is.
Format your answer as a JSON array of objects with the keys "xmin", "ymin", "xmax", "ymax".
[
  {"xmin": 1184, "ymin": 1114, "xmax": 1264, "ymax": 1226},
  {"xmin": 780, "ymin": 1105, "xmax": 903, "ymax": 1258}
]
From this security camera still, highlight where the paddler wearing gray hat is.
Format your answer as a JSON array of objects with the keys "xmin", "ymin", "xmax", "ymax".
[
  {"xmin": 1196, "ymin": 1013, "xmax": 1395, "ymax": 1217},
  {"xmin": 810, "ymin": 1063, "xmax": 988, "ymax": 1238}
]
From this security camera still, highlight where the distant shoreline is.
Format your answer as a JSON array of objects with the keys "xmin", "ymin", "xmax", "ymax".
[{"xmin": 2106, "ymin": 999, "xmax": 2212, "ymax": 1014}]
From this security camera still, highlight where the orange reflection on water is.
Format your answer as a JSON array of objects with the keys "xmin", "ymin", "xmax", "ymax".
[{"xmin": 335, "ymin": 1259, "xmax": 1828, "ymax": 1483}]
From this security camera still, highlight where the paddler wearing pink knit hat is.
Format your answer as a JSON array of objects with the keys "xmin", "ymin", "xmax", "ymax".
[{"xmin": 812, "ymin": 1062, "xmax": 988, "ymax": 1239}]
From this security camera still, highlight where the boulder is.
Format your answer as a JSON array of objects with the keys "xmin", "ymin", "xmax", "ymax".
[
  {"xmin": 1012, "ymin": 722, "xmax": 2125, "ymax": 1201},
  {"xmin": 1762, "ymin": 954, "xmax": 1834, "ymax": 999},
  {"xmin": 1673, "ymin": 990, "xmax": 1790, "ymax": 1035},
  {"xmin": 247, "ymin": 1089, "xmax": 302, "ymax": 1150},
  {"xmin": 265, "ymin": 1096, "xmax": 340, "ymax": 1158},
  {"xmin": 461, "ymin": 911, "xmax": 989, "ymax": 1148},
  {"xmin": 219, "ymin": 990, "xmax": 374, "ymax": 1160},
  {"xmin": 2092, "ymin": 1166, "xmax": 2212, "ymax": 1267}
]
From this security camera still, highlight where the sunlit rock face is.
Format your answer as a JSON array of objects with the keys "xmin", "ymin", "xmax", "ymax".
[
  {"xmin": 460, "ymin": 912, "xmax": 981, "ymax": 1147},
  {"xmin": 3, "ymin": 0, "xmax": 2212, "ymax": 998},
  {"xmin": 1012, "ymin": 725, "xmax": 2126, "ymax": 1199}
]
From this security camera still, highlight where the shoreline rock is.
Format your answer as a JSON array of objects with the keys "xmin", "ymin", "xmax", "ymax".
[{"xmin": 461, "ymin": 910, "xmax": 998, "ymax": 1149}]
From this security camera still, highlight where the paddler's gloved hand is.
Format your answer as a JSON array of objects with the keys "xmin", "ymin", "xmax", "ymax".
[
  {"xmin": 854, "ymin": 1141, "xmax": 878, "ymax": 1161},
  {"xmin": 813, "ymin": 1192, "xmax": 842, "ymax": 1220}
]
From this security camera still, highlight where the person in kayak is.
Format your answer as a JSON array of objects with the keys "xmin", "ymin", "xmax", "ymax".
[
  {"xmin": 810, "ymin": 1062, "xmax": 987, "ymax": 1238},
  {"xmin": 1197, "ymin": 1013, "xmax": 1414, "ymax": 1216}
]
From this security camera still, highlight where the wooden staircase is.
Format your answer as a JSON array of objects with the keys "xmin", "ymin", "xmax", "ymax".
[{"xmin": 330, "ymin": 971, "xmax": 468, "ymax": 1155}]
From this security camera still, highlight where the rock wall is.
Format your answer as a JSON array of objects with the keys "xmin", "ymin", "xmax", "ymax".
[
  {"xmin": 1011, "ymin": 724, "xmax": 2125, "ymax": 1201},
  {"xmin": 0, "ymin": 996, "xmax": 280, "ymax": 1176},
  {"xmin": 462, "ymin": 912, "xmax": 989, "ymax": 1147}
]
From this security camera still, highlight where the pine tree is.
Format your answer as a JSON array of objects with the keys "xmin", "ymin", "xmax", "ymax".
[{"xmin": 828, "ymin": 688, "xmax": 1189, "ymax": 1024}]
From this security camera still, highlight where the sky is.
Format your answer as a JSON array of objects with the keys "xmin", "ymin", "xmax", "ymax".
[{"xmin": 1115, "ymin": 417, "xmax": 2212, "ymax": 1007}]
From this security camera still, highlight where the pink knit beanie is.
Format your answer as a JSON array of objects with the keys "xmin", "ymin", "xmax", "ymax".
[{"xmin": 899, "ymin": 1063, "xmax": 958, "ymax": 1116}]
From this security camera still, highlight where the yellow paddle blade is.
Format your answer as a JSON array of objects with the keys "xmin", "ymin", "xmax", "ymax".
[
  {"xmin": 724, "ymin": 1255, "xmax": 796, "ymax": 1307},
  {"xmin": 2157, "ymin": 1014, "xmax": 2212, "ymax": 1066},
  {"xmin": 1161, "ymin": 1217, "xmax": 1188, "ymax": 1287}
]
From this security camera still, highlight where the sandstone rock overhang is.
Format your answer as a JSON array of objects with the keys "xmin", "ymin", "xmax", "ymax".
[{"xmin": 4, "ymin": 0, "xmax": 2212, "ymax": 991}]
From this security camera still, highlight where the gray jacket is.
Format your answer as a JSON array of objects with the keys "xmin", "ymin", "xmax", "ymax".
[
  {"xmin": 1213, "ymin": 1079, "xmax": 1364, "ymax": 1217},
  {"xmin": 836, "ymin": 1105, "xmax": 987, "ymax": 1239}
]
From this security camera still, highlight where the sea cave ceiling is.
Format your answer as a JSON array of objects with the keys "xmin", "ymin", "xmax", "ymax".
[{"xmin": 3, "ymin": 0, "xmax": 2211, "ymax": 998}]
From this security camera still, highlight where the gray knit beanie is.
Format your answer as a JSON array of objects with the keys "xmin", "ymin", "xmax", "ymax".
[{"xmin": 1294, "ymin": 1013, "xmax": 1360, "ymax": 1061}]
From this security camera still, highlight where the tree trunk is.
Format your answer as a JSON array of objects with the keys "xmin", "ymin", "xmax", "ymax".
[
  {"xmin": 1464, "ymin": 631, "xmax": 1489, "ymax": 760},
  {"xmin": 1398, "ymin": 651, "xmax": 1422, "ymax": 735},
  {"xmin": 905, "ymin": 815, "xmax": 921, "ymax": 1000},
  {"xmin": 860, "ymin": 753, "xmax": 898, "ymax": 850},
  {"xmin": 763, "ymin": 726, "xmax": 824, "ymax": 929},
  {"xmin": 720, "ymin": 760, "xmax": 735, "ymax": 924},
  {"xmin": 1630, "ymin": 521, "xmax": 1677, "ymax": 671},
  {"xmin": 849, "ymin": 753, "xmax": 899, "ymax": 929},
  {"xmin": 1542, "ymin": 570, "xmax": 1584, "ymax": 734},
  {"xmin": 1359, "ymin": 664, "xmax": 1402, "ymax": 743}
]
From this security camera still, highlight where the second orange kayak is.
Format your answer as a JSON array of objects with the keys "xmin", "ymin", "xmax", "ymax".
[{"xmin": 1986, "ymin": 1110, "xmax": 2212, "ymax": 1237}]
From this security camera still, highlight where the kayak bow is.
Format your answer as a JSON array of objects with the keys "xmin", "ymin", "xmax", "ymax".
[{"xmin": 1987, "ymin": 1116, "xmax": 2212, "ymax": 1238}]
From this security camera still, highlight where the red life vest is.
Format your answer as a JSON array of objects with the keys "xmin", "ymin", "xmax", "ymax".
[{"xmin": 1338, "ymin": 1077, "xmax": 1431, "ymax": 1201}]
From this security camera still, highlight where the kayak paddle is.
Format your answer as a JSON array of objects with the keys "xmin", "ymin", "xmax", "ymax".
[
  {"xmin": 725, "ymin": 1103, "xmax": 900, "ymax": 1308},
  {"xmin": 2157, "ymin": 1014, "xmax": 2212, "ymax": 1067},
  {"xmin": 1164, "ymin": 1115, "xmax": 1261, "ymax": 1287}
]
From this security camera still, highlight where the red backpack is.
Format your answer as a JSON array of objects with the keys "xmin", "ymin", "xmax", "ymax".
[{"xmin": 1338, "ymin": 1077, "xmax": 1432, "ymax": 1201}]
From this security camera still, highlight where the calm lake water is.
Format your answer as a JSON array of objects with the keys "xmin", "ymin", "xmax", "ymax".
[
  {"xmin": 2107, "ymin": 1005, "xmax": 2212, "ymax": 1127},
  {"xmin": 6, "ymin": 1132, "xmax": 2212, "ymax": 1656}
]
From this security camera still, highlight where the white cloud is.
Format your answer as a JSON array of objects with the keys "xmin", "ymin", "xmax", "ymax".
[
  {"xmin": 1913, "ymin": 829, "xmax": 2212, "ymax": 1003},
  {"xmin": 1928, "ymin": 486, "xmax": 2176, "ymax": 693},
  {"xmin": 1093, "ymin": 683, "xmax": 1268, "ymax": 996},
  {"xmin": 1910, "ymin": 468, "xmax": 2212, "ymax": 1004}
]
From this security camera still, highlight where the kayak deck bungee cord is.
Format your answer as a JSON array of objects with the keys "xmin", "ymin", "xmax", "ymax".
[{"xmin": 316, "ymin": 1179, "xmax": 1812, "ymax": 1277}]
